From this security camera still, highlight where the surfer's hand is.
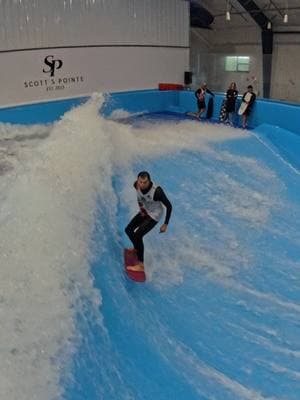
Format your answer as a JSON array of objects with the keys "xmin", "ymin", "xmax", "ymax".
[{"xmin": 159, "ymin": 224, "xmax": 168, "ymax": 233}]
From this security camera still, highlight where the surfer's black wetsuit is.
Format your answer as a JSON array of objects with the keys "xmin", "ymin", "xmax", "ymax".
[
  {"xmin": 125, "ymin": 181, "xmax": 172, "ymax": 263},
  {"xmin": 195, "ymin": 87, "xmax": 214, "ymax": 111}
]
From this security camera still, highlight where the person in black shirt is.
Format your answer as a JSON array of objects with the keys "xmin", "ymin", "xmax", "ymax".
[
  {"xmin": 225, "ymin": 82, "xmax": 238, "ymax": 124},
  {"xmin": 125, "ymin": 171, "xmax": 172, "ymax": 272},
  {"xmin": 241, "ymin": 85, "xmax": 256, "ymax": 128},
  {"xmin": 194, "ymin": 83, "xmax": 214, "ymax": 120}
]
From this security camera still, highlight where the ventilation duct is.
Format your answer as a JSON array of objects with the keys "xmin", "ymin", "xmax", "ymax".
[{"xmin": 190, "ymin": 1, "xmax": 214, "ymax": 29}]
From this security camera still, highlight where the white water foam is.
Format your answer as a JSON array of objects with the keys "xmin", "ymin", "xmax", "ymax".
[
  {"xmin": 0, "ymin": 94, "xmax": 115, "ymax": 400},
  {"xmin": 0, "ymin": 94, "xmax": 287, "ymax": 399}
]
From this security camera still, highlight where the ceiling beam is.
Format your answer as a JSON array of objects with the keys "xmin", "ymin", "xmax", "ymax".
[
  {"xmin": 214, "ymin": 6, "xmax": 300, "ymax": 19},
  {"xmin": 236, "ymin": 0, "xmax": 273, "ymax": 99},
  {"xmin": 190, "ymin": 1, "xmax": 214, "ymax": 29},
  {"xmin": 191, "ymin": 28, "xmax": 212, "ymax": 48},
  {"xmin": 235, "ymin": 0, "xmax": 269, "ymax": 30},
  {"xmin": 267, "ymin": 0, "xmax": 284, "ymax": 18}
]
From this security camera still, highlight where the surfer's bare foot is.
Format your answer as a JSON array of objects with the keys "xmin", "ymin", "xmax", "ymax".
[
  {"xmin": 127, "ymin": 263, "xmax": 144, "ymax": 272},
  {"xmin": 127, "ymin": 248, "xmax": 136, "ymax": 253}
]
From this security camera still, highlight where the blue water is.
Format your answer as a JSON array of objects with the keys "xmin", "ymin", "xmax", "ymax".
[{"xmin": 63, "ymin": 113, "xmax": 300, "ymax": 400}]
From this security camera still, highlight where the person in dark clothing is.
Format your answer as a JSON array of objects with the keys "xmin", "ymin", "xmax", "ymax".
[
  {"xmin": 194, "ymin": 83, "xmax": 214, "ymax": 119},
  {"xmin": 225, "ymin": 82, "xmax": 238, "ymax": 124},
  {"xmin": 241, "ymin": 85, "xmax": 256, "ymax": 128},
  {"xmin": 125, "ymin": 171, "xmax": 172, "ymax": 272}
]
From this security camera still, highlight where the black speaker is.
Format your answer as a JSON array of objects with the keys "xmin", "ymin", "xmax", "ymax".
[{"xmin": 184, "ymin": 71, "xmax": 193, "ymax": 85}]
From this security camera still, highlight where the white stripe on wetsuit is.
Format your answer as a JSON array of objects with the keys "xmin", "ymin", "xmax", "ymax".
[{"xmin": 137, "ymin": 183, "xmax": 163, "ymax": 222}]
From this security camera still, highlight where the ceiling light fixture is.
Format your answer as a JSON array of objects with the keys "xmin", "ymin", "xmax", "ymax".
[
  {"xmin": 283, "ymin": 1, "xmax": 289, "ymax": 23},
  {"xmin": 226, "ymin": 1, "xmax": 231, "ymax": 21}
]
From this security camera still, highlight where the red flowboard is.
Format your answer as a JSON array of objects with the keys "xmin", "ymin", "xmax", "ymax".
[{"xmin": 124, "ymin": 249, "xmax": 146, "ymax": 283}]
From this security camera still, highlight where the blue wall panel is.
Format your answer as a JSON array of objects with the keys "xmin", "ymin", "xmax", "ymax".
[
  {"xmin": 0, "ymin": 97, "xmax": 89, "ymax": 125},
  {"xmin": 0, "ymin": 90, "xmax": 178, "ymax": 124},
  {"xmin": 101, "ymin": 90, "xmax": 179, "ymax": 117},
  {"xmin": 0, "ymin": 90, "xmax": 299, "ymax": 137},
  {"xmin": 178, "ymin": 91, "xmax": 300, "ymax": 134}
]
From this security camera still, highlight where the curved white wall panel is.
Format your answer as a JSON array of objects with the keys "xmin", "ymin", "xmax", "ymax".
[
  {"xmin": 0, "ymin": 0, "xmax": 188, "ymax": 50},
  {"xmin": 0, "ymin": 0, "xmax": 189, "ymax": 107},
  {"xmin": 1, "ymin": 46, "xmax": 189, "ymax": 107}
]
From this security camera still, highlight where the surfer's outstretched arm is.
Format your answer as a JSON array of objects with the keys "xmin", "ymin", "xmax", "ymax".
[{"xmin": 154, "ymin": 187, "xmax": 172, "ymax": 233}]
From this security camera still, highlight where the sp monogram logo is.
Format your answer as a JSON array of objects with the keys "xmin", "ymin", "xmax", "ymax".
[{"xmin": 43, "ymin": 55, "xmax": 63, "ymax": 77}]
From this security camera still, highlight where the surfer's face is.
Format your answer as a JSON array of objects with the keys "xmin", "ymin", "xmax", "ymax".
[{"xmin": 137, "ymin": 177, "xmax": 150, "ymax": 191}]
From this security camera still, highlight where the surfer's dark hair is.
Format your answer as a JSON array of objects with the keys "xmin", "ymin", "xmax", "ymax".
[
  {"xmin": 247, "ymin": 85, "xmax": 253, "ymax": 89},
  {"xmin": 138, "ymin": 171, "xmax": 151, "ymax": 181}
]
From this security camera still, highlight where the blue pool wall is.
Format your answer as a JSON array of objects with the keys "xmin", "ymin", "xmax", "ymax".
[{"xmin": 0, "ymin": 90, "xmax": 299, "ymax": 136}]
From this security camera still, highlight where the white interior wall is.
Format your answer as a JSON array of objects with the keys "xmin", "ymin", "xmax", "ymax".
[
  {"xmin": 191, "ymin": 27, "xmax": 263, "ymax": 96},
  {"xmin": 209, "ymin": 47, "xmax": 263, "ymax": 97},
  {"xmin": 0, "ymin": 0, "xmax": 189, "ymax": 49},
  {"xmin": 1, "ymin": 47, "xmax": 189, "ymax": 108},
  {"xmin": 190, "ymin": 25, "xmax": 300, "ymax": 102},
  {"xmin": 0, "ymin": 0, "xmax": 189, "ymax": 108},
  {"xmin": 271, "ymin": 34, "xmax": 300, "ymax": 102},
  {"xmin": 211, "ymin": 27, "xmax": 262, "ymax": 96},
  {"xmin": 190, "ymin": 29, "xmax": 212, "ymax": 87}
]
